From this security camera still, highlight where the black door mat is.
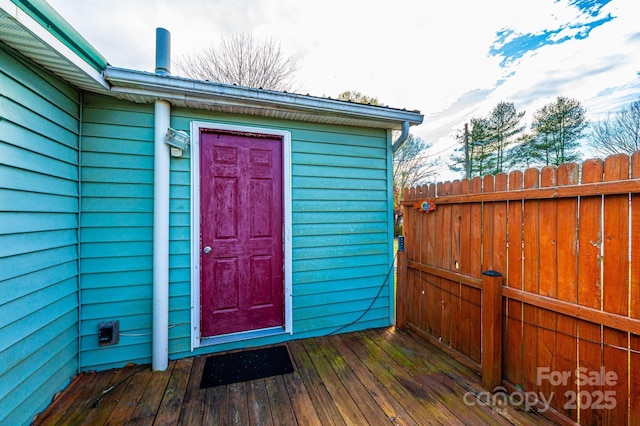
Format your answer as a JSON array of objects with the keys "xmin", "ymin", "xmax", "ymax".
[{"xmin": 200, "ymin": 345, "xmax": 294, "ymax": 388}]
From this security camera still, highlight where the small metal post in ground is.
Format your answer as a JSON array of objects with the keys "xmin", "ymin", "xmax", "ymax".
[{"xmin": 395, "ymin": 236, "xmax": 408, "ymax": 330}]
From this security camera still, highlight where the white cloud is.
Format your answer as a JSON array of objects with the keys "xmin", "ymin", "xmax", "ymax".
[{"xmin": 46, "ymin": 0, "xmax": 640, "ymax": 181}]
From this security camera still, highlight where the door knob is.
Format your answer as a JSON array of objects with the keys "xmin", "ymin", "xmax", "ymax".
[{"xmin": 203, "ymin": 246, "xmax": 212, "ymax": 254}]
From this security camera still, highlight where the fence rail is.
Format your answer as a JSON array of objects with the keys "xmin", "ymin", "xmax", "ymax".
[{"xmin": 396, "ymin": 153, "xmax": 640, "ymax": 425}]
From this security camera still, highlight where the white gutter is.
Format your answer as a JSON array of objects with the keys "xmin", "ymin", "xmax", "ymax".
[
  {"xmin": 103, "ymin": 67, "xmax": 424, "ymax": 129},
  {"xmin": 152, "ymin": 28, "xmax": 171, "ymax": 371}
]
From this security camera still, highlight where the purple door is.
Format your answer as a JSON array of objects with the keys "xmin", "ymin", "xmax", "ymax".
[{"xmin": 200, "ymin": 129, "xmax": 284, "ymax": 337}]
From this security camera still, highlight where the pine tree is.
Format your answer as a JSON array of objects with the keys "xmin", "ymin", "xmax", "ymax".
[{"xmin": 529, "ymin": 96, "xmax": 586, "ymax": 166}]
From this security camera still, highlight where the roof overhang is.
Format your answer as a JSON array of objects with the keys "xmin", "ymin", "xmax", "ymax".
[
  {"xmin": 0, "ymin": 0, "xmax": 109, "ymax": 92},
  {"xmin": 1, "ymin": 0, "xmax": 423, "ymax": 130},
  {"xmin": 105, "ymin": 67, "xmax": 424, "ymax": 130}
]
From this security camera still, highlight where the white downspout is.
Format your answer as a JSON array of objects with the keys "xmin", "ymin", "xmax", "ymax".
[{"xmin": 153, "ymin": 28, "xmax": 171, "ymax": 371}]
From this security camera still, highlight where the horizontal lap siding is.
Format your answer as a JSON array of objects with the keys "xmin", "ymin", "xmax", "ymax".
[
  {"xmin": 79, "ymin": 93, "xmax": 154, "ymax": 371},
  {"xmin": 168, "ymin": 143, "xmax": 191, "ymax": 352},
  {"xmin": 0, "ymin": 44, "xmax": 79, "ymax": 425},
  {"xmin": 169, "ymin": 110, "xmax": 392, "ymax": 358},
  {"xmin": 75, "ymin": 100, "xmax": 392, "ymax": 367},
  {"xmin": 291, "ymin": 128, "xmax": 392, "ymax": 335}
]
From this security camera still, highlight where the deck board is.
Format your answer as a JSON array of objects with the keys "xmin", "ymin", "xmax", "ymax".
[
  {"xmin": 33, "ymin": 328, "xmax": 554, "ymax": 425},
  {"xmin": 247, "ymin": 379, "xmax": 273, "ymax": 425},
  {"xmin": 177, "ymin": 356, "xmax": 207, "ymax": 425}
]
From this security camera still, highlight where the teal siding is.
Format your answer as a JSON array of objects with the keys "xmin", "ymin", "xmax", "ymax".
[
  {"xmin": 385, "ymin": 130, "xmax": 395, "ymax": 325},
  {"xmin": 76, "ymin": 95, "xmax": 393, "ymax": 369},
  {"xmin": 290, "ymin": 122, "xmax": 392, "ymax": 335},
  {"xmin": 79, "ymin": 93, "xmax": 155, "ymax": 371},
  {"xmin": 0, "ymin": 44, "xmax": 80, "ymax": 425},
  {"xmin": 1, "ymin": 7, "xmax": 401, "ymax": 418},
  {"xmin": 168, "ymin": 110, "xmax": 394, "ymax": 358},
  {"xmin": 168, "ymin": 144, "xmax": 191, "ymax": 352}
]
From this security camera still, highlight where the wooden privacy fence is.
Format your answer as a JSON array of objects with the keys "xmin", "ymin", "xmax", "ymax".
[{"xmin": 396, "ymin": 153, "xmax": 640, "ymax": 425}]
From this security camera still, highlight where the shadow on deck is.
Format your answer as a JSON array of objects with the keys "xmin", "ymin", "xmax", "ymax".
[{"xmin": 34, "ymin": 327, "xmax": 553, "ymax": 425}]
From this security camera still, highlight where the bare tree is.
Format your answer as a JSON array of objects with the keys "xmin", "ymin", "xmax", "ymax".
[
  {"xmin": 393, "ymin": 134, "xmax": 439, "ymax": 232},
  {"xmin": 334, "ymin": 91, "xmax": 437, "ymax": 210},
  {"xmin": 590, "ymin": 99, "xmax": 640, "ymax": 156},
  {"xmin": 176, "ymin": 33, "xmax": 299, "ymax": 92},
  {"xmin": 393, "ymin": 135, "xmax": 439, "ymax": 206}
]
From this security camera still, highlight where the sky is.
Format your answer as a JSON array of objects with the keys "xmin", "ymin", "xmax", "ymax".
[{"xmin": 46, "ymin": 0, "xmax": 640, "ymax": 180}]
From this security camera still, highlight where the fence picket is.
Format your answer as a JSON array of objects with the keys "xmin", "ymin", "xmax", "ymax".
[
  {"xmin": 493, "ymin": 173, "xmax": 508, "ymax": 276},
  {"xmin": 441, "ymin": 181, "xmax": 453, "ymax": 345},
  {"xmin": 537, "ymin": 166, "xmax": 558, "ymax": 406},
  {"xmin": 631, "ymin": 152, "xmax": 640, "ymax": 424},
  {"xmin": 482, "ymin": 175, "xmax": 496, "ymax": 272},
  {"xmin": 470, "ymin": 177, "xmax": 483, "ymax": 363},
  {"xmin": 522, "ymin": 168, "xmax": 541, "ymax": 393},
  {"xmin": 409, "ymin": 185, "xmax": 418, "ymax": 330},
  {"xmin": 418, "ymin": 184, "xmax": 428, "ymax": 332},
  {"xmin": 450, "ymin": 180, "xmax": 463, "ymax": 352},
  {"xmin": 459, "ymin": 178, "xmax": 472, "ymax": 357},
  {"xmin": 505, "ymin": 170, "xmax": 524, "ymax": 388},
  {"xmin": 602, "ymin": 154, "xmax": 630, "ymax": 424},
  {"xmin": 577, "ymin": 158, "xmax": 605, "ymax": 425},
  {"xmin": 555, "ymin": 162, "xmax": 579, "ymax": 420},
  {"xmin": 398, "ymin": 151, "xmax": 640, "ymax": 424},
  {"xmin": 424, "ymin": 184, "xmax": 437, "ymax": 335}
]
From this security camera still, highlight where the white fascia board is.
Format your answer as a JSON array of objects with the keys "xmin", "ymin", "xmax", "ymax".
[
  {"xmin": 104, "ymin": 67, "xmax": 424, "ymax": 128},
  {"xmin": 0, "ymin": 0, "xmax": 108, "ymax": 90}
]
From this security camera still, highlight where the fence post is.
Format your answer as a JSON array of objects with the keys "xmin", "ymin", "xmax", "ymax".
[
  {"xmin": 481, "ymin": 269, "xmax": 503, "ymax": 391},
  {"xmin": 395, "ymin": 236, "xmax": 408, "ymax": 330}
]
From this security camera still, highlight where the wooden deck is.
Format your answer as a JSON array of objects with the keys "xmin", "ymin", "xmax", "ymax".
[{"xmin": 34, "ymin": 328, "xmax": 553, "ymax": 425}]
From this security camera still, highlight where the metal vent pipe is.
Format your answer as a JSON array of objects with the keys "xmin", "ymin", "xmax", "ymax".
[{"xmin": 155, "ymin": 28, "xmax": 171, "ymax": 75}]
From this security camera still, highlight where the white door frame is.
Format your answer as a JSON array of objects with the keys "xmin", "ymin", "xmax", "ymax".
[{"xmin": 190, "ymin": 121, "xmax": 293, "ymax": 350}]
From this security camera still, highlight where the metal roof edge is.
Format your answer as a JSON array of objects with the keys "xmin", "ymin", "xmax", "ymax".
[
  {"xmin": 0, "ymin": 2, "xmax": 423, "ymax": 129},
  {"xmin": 104, "ymin": 67, "xmax": 424, "ymax": 128},
  {"xmin": 0, "ymin": 0, "xmax": 109, "ymax": 90},
  {"xmin": 9, "ymin": 0, "xmax": 107, "ymax": 71}
]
